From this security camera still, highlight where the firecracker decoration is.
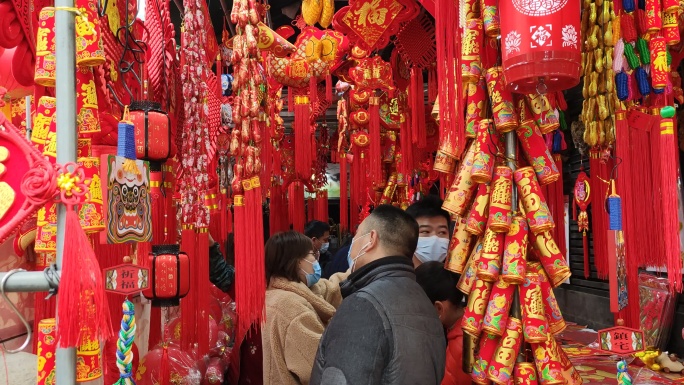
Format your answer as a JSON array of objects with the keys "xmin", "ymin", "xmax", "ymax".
[
  {"xmin": 114, "ymin": 299, "xmax": 136, "ymax": 385},
  {"xmin": 573, "ymin": 167, "xmax": 591, "ymax": 278}
]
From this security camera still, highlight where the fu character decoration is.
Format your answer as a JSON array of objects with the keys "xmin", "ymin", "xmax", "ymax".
[{"xmin": 573, "ymin": 167, "xmax": 591, "ymax": 278}]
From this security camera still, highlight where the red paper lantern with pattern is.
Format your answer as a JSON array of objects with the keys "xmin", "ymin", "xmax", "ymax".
[
  {"xmin": 142, "ymin": 245, "xmax": 191, "ymax": 307},
  {"xmin": 130, "ymin": 101, "xmax": 173, "ymax": 162}
]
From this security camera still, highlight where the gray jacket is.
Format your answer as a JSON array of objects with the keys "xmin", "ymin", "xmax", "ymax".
[{"xmin": 310, "ymin": 256, "xmax": 446, "ymax": 385}]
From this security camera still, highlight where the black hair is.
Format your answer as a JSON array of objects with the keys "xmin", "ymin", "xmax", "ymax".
[
  {"xmin": 405, "ymin": 195, "xmax": 451, "ymax": 225},
  {"xmin": 415, "ymin": 261, "xmax": 464, "ymax": 306},
  {"xmin": 265, "ymin": 231, "xmax": 314, "ymax": 283},
  {"xmin": 304, "ymin": 220, "xmax": 331, "ymax": 239},
  {"xmin": 363, "ymin": 204, "xmax": 419, "ymax": 259}
]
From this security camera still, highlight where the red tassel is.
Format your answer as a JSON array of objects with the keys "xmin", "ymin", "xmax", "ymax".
[
  {"xmin": 400, "ymin": 121, "xmax": 414, "ymax": 177},
  {"xmin": 589, "ymin": 153, "xmax": 610, "ymax": 279},
  {"xmin": 196, "ymin": 230, "xmax": 211, "ymax": 356},
  {"xmin": 180, "ymin": 228, "xmax": 197, "ymax": 350},
  {"xmin": 159, "ymin": 344, "xmax": 170, "ymax": 384},
  {"xmin": 288, "ymin": 181, "xmax": 306, "ymax": 232},
  {"xmin": 307, "ymin": 197, "xmax": 315, "ymax": 223},
  {"xmin": 294, "ymin": 97, "xmax": 312, "ymax": 179},
  {"xmin": 583, "ymin": 232, "xmax": 590, "ymax": 279},
  {"xmin": 553, "ymin": 154, "xmax": 566, "ymax": 258},
  {"xmin": 309, "ymin": 76, "xmax": 318, "ymax": 108},
  {"xmin": 659, "ymin": 117, "xmax": 682, "ymax": 292},
  {"xmin": 368, "ymin": 97, "xmax": 383, "ymax": 186},
  {"xmin": 428, "ymin": 67, "xmax": 438, "ymax": 103},
  {"xmin": 326, "ymin": 73, "xmax": 333, "ymax": 103},
  {"xmin": 288, "ymin": 87, "xmax": 294, "ymax": 113},
  {"xmin": 57, "ymin": 210, "xmax": 113, "ymax": 348},
  {"xmin": 340, "ymin": 158, "xmax": 349, "ymax": 233},
  {"xmin": 410, "ymin": 68, "xmax": 426, "ymax": 148}
]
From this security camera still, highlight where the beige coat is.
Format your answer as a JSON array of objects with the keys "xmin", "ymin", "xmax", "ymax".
[{"xmin": 262, "ymin": 272, "xmax": 348, "ymax": 385}]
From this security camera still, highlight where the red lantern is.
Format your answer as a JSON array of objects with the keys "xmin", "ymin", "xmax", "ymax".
[
  {"xmin": 130, "ymin": 101, "xmax": 173, "ymax": 162},
  {"xmin": 142, "ymin": 245, "xmax": 190, "ymax": 307},
  {"xmin": 499, "ymin": 0, "xmax": 581, "ymax": 93}
]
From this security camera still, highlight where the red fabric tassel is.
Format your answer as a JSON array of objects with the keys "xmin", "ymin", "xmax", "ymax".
[
  {"xmin": 288, "ymin": 88, "xmax": 294, "ymax": 113},
  {"xmin": 553, "ymin": 154, "xmax": 566, "ymax": 258},
  {"xmin": 326, "ymin": 73, "xmax": 333, "ymax": 103},
  {"xmin": 309, "ymin": 76, "xmax": 318, "ymax": 108},
  {"xmin": 307, "ymin": 197, "xmax": 315, "ymax": 223},
  {"xmin": 180, "ymin": 228, "xmax": 197, "ymax": 350},
  {"xmin": 288, "ymin": 182, "xmax": 306, "ymax": 232},
  {"xmin": 589, "ymin": 153, "xmax": 609, "ymax": 279},
  {"xmin": 583, "ymin": 233, "xmax": 590, "ymax": 279},
  {"xmin": 160, "ymin": 344, "xmax": 170, "ymax": 385},
  {"xmin": 196, "ymin": 230, "xmax": 211, "ymax": 356},
  {"xmin": 57, "ymin": 209, "xmax": 113, "ymax": 348},
  {"xmin": 410, "ymin": 68, "xmax": 426, "ymax": 148},
  {"xmin": 340, "ymin": 158, "xmax": 349, "ymax": 233},
  {"xmin": 294, "ymin": 97, "xmax": 312, "ymax": 179},
  {"xmin": 428, "ymin": 67, "xmax": 438, "ymax": 103},
  {"xmin": 368, "ymin": 97, "xmax": 383, "ymax": 185},
  {"xmin": 400, "ymin": 121, "xmax": 414, "ymax": 177},
  {"xmin": 659, "ymin": 117, "xmax": 682, "ymax": 292}
]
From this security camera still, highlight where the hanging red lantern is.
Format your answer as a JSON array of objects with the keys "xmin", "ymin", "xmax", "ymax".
[
  {"xmin": 142, "ymin": 245, "xmax": 190, "ymax": 307},
  {"xmin": 130, "ymin": 101, "xmax": 173, "ymax": 162},
  {"xmin": 499, "ymin": 0, "xmax": 581, "ymax": 93}
]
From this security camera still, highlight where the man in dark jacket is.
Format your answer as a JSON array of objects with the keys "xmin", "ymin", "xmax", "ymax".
[{"xmin": 310, "ymin": 205, "xmax": 446, "ymax": 385}]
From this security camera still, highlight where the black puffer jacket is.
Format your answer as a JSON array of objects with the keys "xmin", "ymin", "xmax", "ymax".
[
  {"xmin": 209, "ymin": 243, "xmax": 235, "ymax": 292},
  {"xmin": 310, "ymin": 256, "xmax": 446, "ymax": 385}
]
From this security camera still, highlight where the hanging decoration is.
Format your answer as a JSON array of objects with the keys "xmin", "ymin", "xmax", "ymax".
[{"xmin": 573, "ymin": 168, "xmax": 592, "ymax": 278}]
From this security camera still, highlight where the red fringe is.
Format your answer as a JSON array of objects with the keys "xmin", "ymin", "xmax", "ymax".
[
  {"xmin": 294, "ymin": 99, "xmax": 312, "ymax": 179},
  {"xmin": 340, "ymin": 158, "xmax": 349, "ymax": 233},
  {"xmin": 288, "ymin": 87, "xmax": 293, "ymax": 113},
  {"xmin": 589, "ymin": 154, "xmax": 609, "ymax": 280},
  {"xmin": 270, "ymin": 184, "xmax": 288, "ymax": 234},
  {"xmin": 659, "ymin": 119, "xmax": 682, "ymax": 292},
  {"xmin": 583, "ymin": 233, "xmax": 590, "ymax": 279},
  {"xmin": 368, "ymin": 99, "xmax": 383, "ymax": 185},
  {"xmin": 650, "ymin": 125, "xmax": 666, "ymax": 268},
  {"xmin": 307, "ymin": 197, "xmax": 315, "ymax": 223},
  {"xmin": 160, "ymin": 344, "xmax": 170, "ymax": 384},
  {"xmin": 309, "ymin": 76, "xmax": 318, "ymax": 108},
  {"xmin": 57, "ymin": 210, "xmax": 113, "ymax": 348},
  {"xmin": 180, "ymin": 228, "xmax": 197, "ymax": 351},
  {"xmin": 410, "ymin": 67, "xmax": 426, "ymax": 148},
  {"xmin": 400, "ymin": 121, "xmax": 414, "ymax": 177},
  {"xmin": 428, "ymin": 67, "xmax": 438, "ymax": 103},
  {"xmin": 196, "ymin": 230, "xmax": 211, "ymax": 356},
  {"xmin": 553, "ymin": 154, "xmax": 566, "ymax": 258},
  {"xmin": 288, "ymin": 182, "xmax": 306, "ymax": 232},
  {"xmin": 326, "ymin": 73, "xmax": 333, "ymax": 103}
]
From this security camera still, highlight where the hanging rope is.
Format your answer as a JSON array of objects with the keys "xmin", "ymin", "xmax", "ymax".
[{"xmin": 114, "ymin": 299, "xmax": 136, "ymax": 385}]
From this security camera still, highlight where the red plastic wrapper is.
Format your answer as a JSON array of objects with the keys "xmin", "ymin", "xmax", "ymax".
[
  {"xmin": 466, "ymin": 77, "xmax": 489, "ymax": 138},
  {"xmin": 462, "ymin": 18, "xmax": 484, "ymax": 84},
  {"xmin": 137, "ymin": 344, "xmax": 202, "ymax": 385},
  {"xmin": 445, "ymin": 217, "xmax": 475, "ymax": 274},
  {"xmin": 466, "ymin": 183, "xmax": 491, "ymax": 236},
  {"xmin": 514, "ymin": 362, "xmax": 540, "ymax": 385},
  {"xmin": 532, "ymin": 262, "xmax": 566, "ymax": 335},
  {"xmin": 525, "ymin": 94, "xmax": 560, "ymax": 134},
  {"xmin": 502, "ymin": 214, "xmax": 529, "ymax": 284},
  {"xmin": 458, "ymin": 238, "xmax": 483, "ymax": 295},
  {"xmin": 532, "ymin": 337, "xmax": 565, "ymax": 385},
  {"xmin": 443, "ymin": 140, "xmax": 478, "ymax": 216},
  {"xmin": 515, "ymin": 121, "xmax": 560, "ymax": 186},
  {"xmin": 487, "ymin": 166, "xmax": 513, "ymax": 233},
  {"xmin": 462, "ymin": 279, "xmax": 493, "ymax": 337},
  {"xmin": 531, "ymin": 232, "xmax": 571, "ymax": 288},
  {"xmin": 472, "ymin": 119, "xmax": 502, "ymax": 184},
  {"xmin": 487, "ymin": 317, "xmax": 523, "ymax": 384},
  {"xmin": 483, "ymin": 277, "xmax": 515, "ymax": 336},
  {"xmin": 477, "ymin": 229, "xmax": 505, "ymax": 282},
  {"xmin": 485, "ymin": 66, "xmax": 518, "ymax": 133},
  {"xmin": 520, "ymin": 264, "xmax": 550, "ymax": 343},
  {"xmin": 472, "ymin": 332, "xmax": 500, "ymax": 384},
  {"xmin": 514, "ymin": 166, "xmax": 555, "ymax": 235}
]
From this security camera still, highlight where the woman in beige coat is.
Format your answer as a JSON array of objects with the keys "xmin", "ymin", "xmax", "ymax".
[{"xmin": 262, "ymin": 231, "xmax": 348, "ymax": 385}]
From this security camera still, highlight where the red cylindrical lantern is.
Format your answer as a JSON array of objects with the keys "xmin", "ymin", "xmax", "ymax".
[
  {"xmin": 514, "ymin": 166, "xmax": 555, "ymax": 234},
  {"xmin": 520, "ymin": 264, "xmax": 550, "ymax": 343},
  {"xmin": 499, "ymin": 0, "xmax": 581, "ymax": 92},
  {"xmin": 514, "ymin": 362, "xmax": 540, "ymax": 385},
  {"xmin": 650, "ymin": 37, "xmax": 668, "ymax": 89},
  {"xmin": 457, "ymin": 239, "xmax": 483, "ymax": 294},
  {"xmin": 130, "ymin": 100, "xmax": 173, "ymax": 161},
  {"xmin": 487, "ymin": 317, "xmax": 523, "ymax": 385},
  {"xmin": 75, "ymin": 0, "xmax": 105, "ymax": 67},
  {"xmin": 433, "ymin": 151, "xmax": 457, "ymax": 173},
  {"xmin": 502, "ymin": 214, "xmax": 529, "ymax": 284},
  {"xmin": 531, "ymin": 231, "xmax": 571, "ymax": 287},
  {"xmin": 487, "ymin": 165, "xmax": 513, "ymax": 232},
  {"xmin": 76, "ymin": 330, "xmax": 103, "ymax": 382},
  {"xmin": 485, "ymin": 66, "xmax": 518, "ymax": 133},
  {"xmin": 76, "ymin": 66, "xmax": 100, "ymax": 134},
  {"xmin": 472, "ymin": 333, "xmax": 500, "ymax": 384},
  {"xmin": 78, "ymin": 157, "xmax": 105, "ymax": 233},
  {"xmin": 481, "ymin": 0, "xmax": 500, "ymax": 37},
  {"xmin": 31, "ymin": 96, "xmax": 56, "ymax": 148},
  {"xmin": 466, "ymin": 184, "xmax": 491, "ymax": 236},
  {"xmin": 446, "ymin": 217, "xmax": 475, "ymax": 273},
  {"xmin": 645, "ymin": 0, "xmax": 662, "ymax": 33},
  {"xmin": 443, "ymin": 140, "xmax": 478, "ymax": 216},
  {"xmin": 483, "ymin": 277, "xmax": 515, "ymax": 336},
  {"xmin": 466, "ymin": 78, "xmax": 489, "ymax": 138},
  {"xmin": 526, "ymin": 94, "xmax": 560, "ymax": 134},
  {"xmin": 462, "ymin": 279, "xmax": 493, "ymax": 337},
  {"xmin": 36, "ymin": 318, "xmax": 57, "ymax": 385},
  {"xmin": 477, "ymin": 228, "xmax": 505, "ymax": 282},
  {"xmin": 472, "ymin": 119, "xmax": 502, "ymax": 183},
  {"xmin": 142, "ymin": 244, "xmax": 191, "ymax": 306},
  {"xmin": 531, "ymin": 262, "xmax": 566, "ymax": 334},
  {"xmin": 35, "ymin": 202, "xmax": 57, "ymax": 253},
  {"xmin": 34, "ymin": 8, "xmax": 56, "ymax": 87},
  {"xmin": 462, "ymin": 19, "xmax": 484, "ymax": 84},
  {"xmin": 532, "ymin": 337, "xmax": 565, "ymax": 385},
  {"xmin": 662, "ymin": 11, "xmax": 680, "ymax": 46},
  {"xmin": 515, "ymin": 120, "xmax": 560, "ymax": 185}
]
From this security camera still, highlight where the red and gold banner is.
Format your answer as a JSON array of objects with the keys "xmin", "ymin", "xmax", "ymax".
[
  {"xmin": 76, "ymin": 66, "xmax": 100, "ymax": 134},
  {"xmin": 443, "ymin": 140, "xmax": 478, "ymax": 216},
  {"xmin": 35, "ymin": 8, "xmax": 56, "ymax": 87},
  {"xmin": 75, "ymin": 0, "xmax": 105, "ymax": 67},
  {"xmin": 532, "ymin": 337, "xmax": 565, "ymax": 385},
  {"xmin": 532, "ymin": 262, "xmax": 566, "ymax": 334},
  {"xmin": 483, "ymin": 277, "xmax": 515, "ymax": 336},
  {"xmin": 526, "ymin": 94, "xmax": 560, "ymax": 134},
  {"xmin": 78, "ymin": 157, "xmax": 105, "ymax": 233},
  {"xmin": 465, "ymin": 78, "xmax": 489, "ymax": 138},
  {"xmin": 649, "ymin": 37, "xmax": 668, "ymax": 89},
  {"xmin": 514, "ymin": 362, "xmax": 540, "ymax": 385},
  {"xmin": 472, "ymin": 333, "xmax": 500, "ymax": 384},
  {"xmin": 487, "ymin": 165, "xmax": 513, "ymax": 232},
  {"xmin": 462, "ymin": 279, "xmax": 493, "ymax": 337},
  {"xmin": 471, "ymin": 119, "xmax": 501, "ymax": 184},
  {"xmin": 31, "ymin": 97, "xmax": 56, "ymax": 148},
  {"xmin": 531, "ymin": 232, "xmax": 572, "ymax": 287},
  {"xmin": 457, "ymin": 239, "xmax": 483, "ymax": 294},
  {"xmin": 37, "ymin": 318, "xmax": 57, "ymax": 385},
  {"xmin": 502, "ymin": 214, "xmax": 529, "ymax": 284},
  {"xmin": 521, "ymin": 263, "xmax": 550, "ymax": 343},
  {"xmin": 488, "ymin": 317, "xmax": 523, "ymax": 384},
  {"xmin": 446, "ymin": 218, "xmax": 475, "ymax": 273},
  {"xmin": 477, "ymin": 228, "xmax": 504, "ymax": 282},
  {"xmin": 515, "ymin": 121, "xmax": 560, "ymax": 185},
  {"xmin": 485, "ymin": 66, "xmax": 518, "ymax": 133},
  {"xmin": 466, "ymin": 183, "xmax": 491, "ymax": 236},
  {"xmin": 462, "ymin": 19, "xmax": 484, "ymax": 84},
  {"xmin": 514, "ymin": 166, "xmax": 554, "ymax": 234}
]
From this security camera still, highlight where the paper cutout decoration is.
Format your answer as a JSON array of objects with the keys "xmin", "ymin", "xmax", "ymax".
[
  {"xmin": 598, "ymin": 326, "xmax": 645, "ymax": 355},
  {"xmin": 104, "ymin": 264, "xmax": 150, "ymax": 295},
  {"xmin": 0, "ymin": 111, "xmax": 51, "ymax": 245},
  {"xmin": 101, "ymin": 155, "xmax": 152, "ymax": 243}
]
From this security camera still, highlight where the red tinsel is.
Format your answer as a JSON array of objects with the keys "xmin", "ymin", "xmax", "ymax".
[
  {"xmin": 289, "ymin": 181, "xmax": 306, "ymax": 232},
  {"xmin": 196, "ymin": 230, "xmax": 211, "ymax": 356},
  {"xmin": 340, "ymin": 158, "xmax": 349, "ymax": 233},
  {"xmin": 294, "ymin": 97, "xmax": 312, "ymax": 179},
  {"xmin": 410, "ymin": 68, "xmax": 426, "ymax": 148},
  {"xmin": 400, "ymin": 121, "xmax": 414, "ymax": 177},
  {"xmin": 180, "ymin": 228, "xmax": 197, "ymax": 350},
  {"xmin": 589, "ymin": 152, "xmax": 609, "ymax": 279},
  {"xmin": 658, "ymin": 117, "xmax": 682, "ymax": 292},
  {"xmin": 368, "ymin": 96, "xmax": 383, "ymax": 185}
]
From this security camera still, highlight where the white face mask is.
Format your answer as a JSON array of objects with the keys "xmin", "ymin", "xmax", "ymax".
[
  {"xmin": 414, "ymin": 236, "xmax": 450, "ymax": 263},
  {"xmin": 347, "ymin": 233, "xmax": 371, "ymax": 273},
  {"xmin": 320, "ymin": 242, "xmax": 330, "ymax": 254}
]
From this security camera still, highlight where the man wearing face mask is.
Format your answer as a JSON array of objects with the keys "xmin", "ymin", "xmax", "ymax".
[
  {"xmin": 305, "ymin": 220, "xmax": 333, "ymax": 269},
  {"xmin": 405, "ymin": 195, "xmax": 452, "ymax": 268},
  {"xmin": 310, "ymin": 205, "xmax": 446, "ymax": 385}
]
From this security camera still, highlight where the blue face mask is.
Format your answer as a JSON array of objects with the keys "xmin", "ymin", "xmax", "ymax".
[
  {"xmin": 301, "ymin": 260, "xmax": 322, "ymax": 287},
  {"xmin": 320, "ymin": 242, "xmax": 330, "ymax": 254}
]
